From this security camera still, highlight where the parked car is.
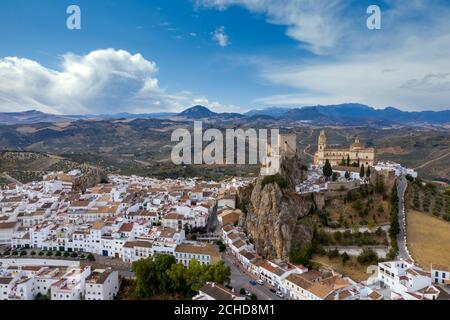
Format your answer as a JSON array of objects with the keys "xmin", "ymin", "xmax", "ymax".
[
  {"xmin": 269, "ymin": 288, "xmax": 277, "ymax": 293},
  {"xmin": 256, "ymin": 279, "xmax": 264, "ymax": 285},
  {"xmin": 249, "ymin": 280, "xmax": 257, "ymax": 286},
  {"xmin": 276, "ymin": 291, "xmax": 284, "ymax": 298}
]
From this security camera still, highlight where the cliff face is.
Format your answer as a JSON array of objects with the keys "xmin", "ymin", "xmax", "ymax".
[
  {"xmin": 238, "ymin": 155, "xmax": 316, "ymax": 260},
  {"xmin": 73, "ymin": 165, "xmax": 108, "ymax": 192}
]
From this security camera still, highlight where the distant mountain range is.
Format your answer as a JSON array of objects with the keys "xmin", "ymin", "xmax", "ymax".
[{"xmin": 1, "ymin": 103, "xmax": 449, "ymax": 126}]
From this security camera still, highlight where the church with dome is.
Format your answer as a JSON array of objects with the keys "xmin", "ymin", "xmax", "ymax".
[{"xmin": 313, "ymin": 130, "xmax": 375, "ymax": 167}]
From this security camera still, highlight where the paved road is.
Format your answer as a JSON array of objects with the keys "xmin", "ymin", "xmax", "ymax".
[
  {"xmin": 222, "ymin": 252, "xmax": 282, "ymax": 301},
  {"xmin": 396, "ymin": 175, "xmax": 412, "ymax": 261}
]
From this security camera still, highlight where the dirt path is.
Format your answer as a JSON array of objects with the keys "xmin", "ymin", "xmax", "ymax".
[
  {"xmin": 1, "ymin": 172, "xmax": 23, "ymax": 186},
  {"xmin": 303, "ymin": 144, "xmax": 313, "ymax": 158},
  {"xmin": 414, "ymin": 151, "xmax": 450, "ymax": 170}
]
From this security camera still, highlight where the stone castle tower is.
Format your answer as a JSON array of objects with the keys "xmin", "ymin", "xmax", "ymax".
[{"xmin": 261, "ymin": 133, "xmax": 297, "ymax": 176}]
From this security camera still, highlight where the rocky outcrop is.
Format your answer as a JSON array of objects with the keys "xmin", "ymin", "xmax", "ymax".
[
  {"xmin": 237, "ymin": 154, "xmax": 316, "ymax": 260},
  {"xmin": 73, "ymin": 165, "xmax": 108, "ymax": 192}
]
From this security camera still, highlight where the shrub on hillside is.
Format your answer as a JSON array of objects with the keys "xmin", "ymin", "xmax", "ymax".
[{"xmin": 261, "ymin": 174, "xmax": 288, "ymax": 189}]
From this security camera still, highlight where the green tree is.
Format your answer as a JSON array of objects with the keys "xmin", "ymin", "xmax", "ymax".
[
  {"xmin": 204, "ymin": 261, "xmax": 231, "ymax": 285},
  {"xmin": 366, "ymin": 166, "xmax": 371, "ymax": 178},
  {"xmin": 332, "ymin": 172, "xmax": 338, "ymax": 181},
  {"xmin": 240, "ymin": 288, "xmax": 246, "ymax": 295},
  {"xmin": 357, "ymin": 248, "xmax": 378, "ymax": 265},
  {"xmin": 359, "ymin": 164, "xmax": 365, "ymax": 179},
  {"xmin": 166, "ymin": 262, "xmax": 188, "ymax": 295},
  {"xmin": 323, "ymin": 159, "xmax": 333, "ymax": 180},
  {"xmin": 133, "ymin": 254, "xmax": 177, "ymax": 298},
  {"xmin": 185, "ymin": 259, "xmax": 206, "ymax": 292},
  {"xmin": 346, "ymin": 155, "xmax": 351, "ymax": 166},
  {"xmin": 250, "ymin": 294, "xmax": 258, "ymax": 300},
  {"xmin": 344, "ymin": 171, "xmax": 350, "ymax": 180},
  {"xmin": 289, "ymin": 241, "xmax": 314, "ymax": 267},
  {"xmin": 341, "ymin": 252, "xmax": 350, "ymax": 264}
]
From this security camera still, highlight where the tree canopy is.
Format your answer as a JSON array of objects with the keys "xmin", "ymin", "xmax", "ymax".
[
  {"xmin": 323, "ymin": 159, "xmax": 333, "ymax": 179},
  {"xmin": 132, "ymin": 254, "xmax": 231, "ymax": 299}
]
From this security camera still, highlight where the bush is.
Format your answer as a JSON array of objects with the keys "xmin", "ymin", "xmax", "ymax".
[
  {"xmin": 55, "ymin": 251, "xmax": 62, "ymax": 257},
  {"xmin": 352, "ymin": 200, "xmax": 363, "ymax": 211},
  {"xmin": 250, "ymin": 294, "xmax": 258, "ymax": 300},
  {"xmin": 240, "ymin": 288, "xmax": 246, "ymax": 295},
  {"xmin": 20, "ymin": 250, "xmax": 27, "ymax": 256},
  {"xmin": 71, "ymin": 252, "xmax": 78, "ymax": 258},
  {"xmin": 38, "ymin": 251, "xmax": 45, "ymax": 256},
  {"xmin": 46, "ymin": 251, "xmax": 53, "ymax": 256},
  {"xmin": 327, "ymin": 248, "xmax": 340, "ymax": 259},
  {"xmin": 357, "ymin": 248, "xmax": 378, "ymax": 265},
  {"xmin": 261, "ymin": 174, "xmax": 288, "ymax": 189},
  {"xmin": 341, "ymin": 252, "xmax": 350, "ymax": 264},
  {"xmin": 30, "ymin": 251, "xmax": 36, "ymax": 256},
  {"xmin": 332, "ymin": 172, "xmax": 338, "ymax": 181},
  {"xmin": 63, "ymin": 252, "xmax": 70, "ymax": 258},
  {"xmin": 87, "ymin": 253, "xmax": 95, "ymax": 261},
  {"xmin": 12, "ymin": 251, "xmax": 18, "ymax": 256}
]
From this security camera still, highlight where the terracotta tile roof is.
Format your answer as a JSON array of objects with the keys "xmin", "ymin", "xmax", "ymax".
[
  {"xmin": 285, "ymin": 273, "xmax": 313, "ymax": 290},
  {"xmin": 119, "ymin": 223, "xmax": 134, "ymax": 233},
  {"xmin": 0, "ymin": 277, "xmax": 14, "ymax": 285},
  {"xmin": 368, "ymin": 291, "xmax": 383, "ymax": 300},
  {"xmin": 199, "ymin": 283, "xmax": 242, "ymax": 300},
  {"xmin": 123, "ymin": 240, "xmax": 153, "ymax": 248},
  {"xmin": 308, "ymin": 283, "xmax": 334, "ymax": 299},
  {"xmin": 175, "ymin": 243, "xmax": 220, "ymax": 257},
  {"xmin": 259, "ymin": 261, "xmax": 277, "ymax": 274},
  {"xmin": 232, "ymin": 240, "xmax": 246, "ymax": 249},
  {"xmin": 432, "ymin": 264, "xmax": 450, "ymax": 272}
]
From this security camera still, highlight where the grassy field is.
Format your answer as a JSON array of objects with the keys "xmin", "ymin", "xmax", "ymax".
[
  {"xmin": 311, "ymin": 255, "xmax": 371, "ymax": 282},
  {"xmin": 407, "ymin": 209, "xmax": 450, "ymax": 270}
]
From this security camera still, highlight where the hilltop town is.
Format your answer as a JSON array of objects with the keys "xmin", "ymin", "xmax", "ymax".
[{"xmin": 0, "ymin": 130, "xmax": 449, "ymax": 301}]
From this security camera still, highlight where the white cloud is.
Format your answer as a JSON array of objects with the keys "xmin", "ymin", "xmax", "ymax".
[
  {"xmin": 197, "ymin": 0, "xmax": 450, "ymax": 110},
  {"xmin": 197, "ymin": 0, "xmax": 348, "ymax": 54},
  {"xmin": 212, "ymin": 26, "xmax": 230, "ymax": 47},
  {"xmin": 0, "ymin": 49, "xmax": 232, "ymax": 115},
  {"xmin": 255, "ymin": 33, "xmax": 450, "ymax": 110}
]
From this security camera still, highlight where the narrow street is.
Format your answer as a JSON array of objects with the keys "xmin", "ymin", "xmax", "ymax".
[{"xmin": 222, "ymin": 251, "xmax": 282, "ymax": 301}]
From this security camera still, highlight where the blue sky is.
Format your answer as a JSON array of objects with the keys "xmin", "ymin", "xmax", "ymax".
[{"xmin": 0, "ymin": 0, "xmax": 449, "ymax": 114}]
